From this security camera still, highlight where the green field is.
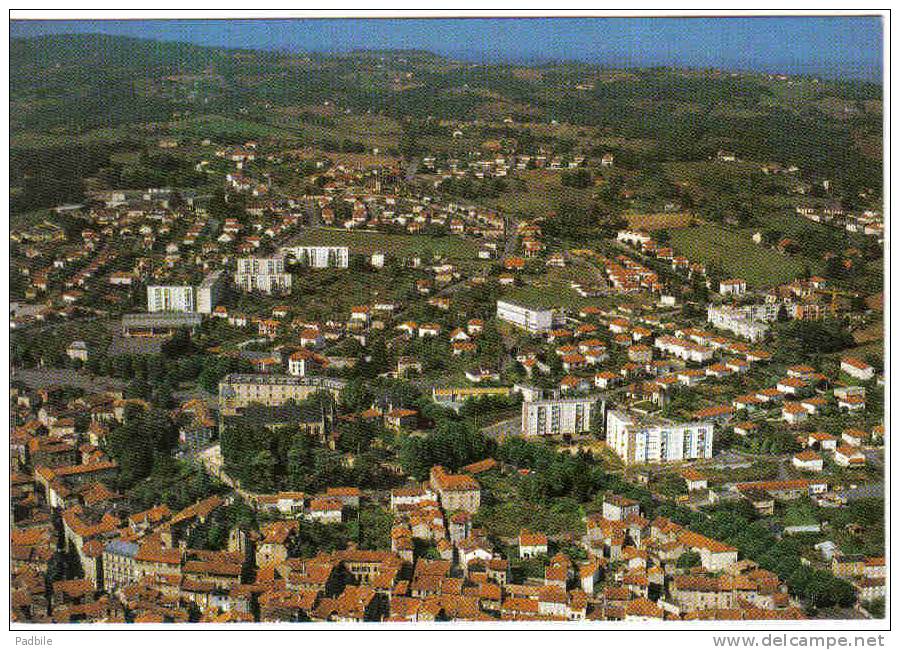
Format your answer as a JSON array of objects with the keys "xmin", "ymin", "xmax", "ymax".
[
  {"xmin": 669, "ymin": 224, "xmax": 813, "ymax": 288},
  {"xmin": 482, "ymin": 169, "xmax": 594, "ymax": 217},
  {"xmin": 289, "ymin": 228, "xmax": 479, "ymax": 259}
]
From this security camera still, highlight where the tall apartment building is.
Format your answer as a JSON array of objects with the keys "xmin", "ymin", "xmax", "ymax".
[
  {"xmin": 281, "ymin": 245, "xmax": 350, "ymax": 269},
  {"xmin": 147, "ymin": 285, "xmax": 195, "ymax": 313},
  {"xmin": 496, "ymin": 300, "xmax": 554, "ymax": 334},
  {"xmin": 218, "ymin": 374, "xmax": 346, "ymax": 416},
  {"xmin": 235, "ymin": 256, "xmax": 292, "ymax": 295},
  {"xmin": 521, "ymin": 396, "xmax": 599, "ymax": 437},
  {"xmin": 606, "ymin": 410, "xmax": 714, "ymax": 465},
  {"xmin": 102, "ymin": 540, "xmax": 139, "ymax": 593},
  {"xmin": 196, "ymin": 270, "xmax": 226, "ymax": 314}
]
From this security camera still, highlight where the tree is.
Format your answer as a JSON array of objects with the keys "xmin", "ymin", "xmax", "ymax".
[
  {"xmin": 249, "ymin": 449, "xmax": 277, "ymax": 493},
  {"xmin": 561, "ymin": 168, "xmax": 592, "ymax": 189},
  {"xmin": 776, "ymin": 304, "xmax": 790, "ymax": 322},
  {"xmin": 676, "ymin": 551, "xmax": 702, "ymax": 569},
  {"xmin": 775, "ymin": 320, "xmax": 855, "ymax": 360}
]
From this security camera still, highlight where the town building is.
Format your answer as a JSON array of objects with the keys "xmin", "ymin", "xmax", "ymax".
[
  {"xmin": 196, "ymin": 270, "xmax": 226, "ymax": 314},
  {"xmin": 235, "ymin": 256, "xmax": 292, "ymax": 295},
  {"xmin": 147, "ymin": 285, "xmax": 195, "ymax": 313},
  {"xmin": 706, "ymin": 305, "xmax": 772, "ymax": 342},
  {"xmin": 281, "ymin": 245, "xmax": 350, "ymax": 269},
  {"xmin": 429, "ymin": 466, "xmax": 481, "ymax": 513},
  {"xmin": 218, "ymin": 374, "xmax": 345, "ymax": 416},
  {"xmin": 496, "ymin": 300, "xmax": 555, "ymax": 334},
  {"xmin": 521, "ymin": 396, "xmax": 598, "ymax": 437},
  {"xmin": 605, "ymin": 410, "xmax": 714, "ymax": 465}
]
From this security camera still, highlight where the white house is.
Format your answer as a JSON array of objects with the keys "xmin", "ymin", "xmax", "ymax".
[
  {"xmin": 518, "ymin": 530, "xmax": 548, "ymax": 558},
  {"xmin": 792, "ymin": 450, "xmax": 824, "ymax": 472},
  {"xmin": 834, "ymin": 445, "xmax": 866, "ymax": 468},
  {"xmin": 782, "ymin": 402, "xmax": 808, "ymax": 424},
  {"xmin": 840, "ymin": 357, "xmax": 875, "ymax": 381}
]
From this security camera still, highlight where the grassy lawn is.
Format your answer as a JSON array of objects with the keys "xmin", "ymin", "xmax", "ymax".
[
  {"xmin": 483, "ymin": 169, "xmax": 594, "ymax": 217},
  {"xmin": 288, "ymin": 228, "xmax": 478, "ymax": 259},
  {"xmin": 502, "ymin": 281, "xmax": 595, "ymax": 310},
  {"xmin": 669, "ymin": 224, "xmax": 813, "ymax": 288}
]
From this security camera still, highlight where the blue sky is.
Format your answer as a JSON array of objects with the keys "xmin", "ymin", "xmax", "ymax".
[{"xmin": 10, "ymin": 16, "xmax": 883, "ymax": 81}]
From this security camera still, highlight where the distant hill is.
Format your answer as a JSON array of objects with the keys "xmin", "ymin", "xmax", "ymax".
[{"xmin": 9, "ymin": 33, "xmax": 883, "ymax": 210}]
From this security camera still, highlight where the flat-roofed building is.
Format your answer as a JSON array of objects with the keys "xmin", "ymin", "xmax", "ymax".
[
  {"xmin": 432, "ymin": 386, "xmax": 512, "ymax": 410},
  {"xmin": 281, "ymin": 245, "xmax": 350, "ymax": 268},
  {"xmin": 196, "ymin": 270, "xmax": 226, "ymax": 314},
  {"xmin": 121, "ymin": 312, "xmax": 202, "ymax": 337},
  {"xmin": 496, "ymin": 300, "xmax": 554, "ymax": 334},
  {"xmin": 606, "ymin": 410, "xmax": 713, "ymax": 465},
  {"xmin": 521, "ymin": 396, "xmax": 599, "ymax": 437},
  {"xmin": 147, "ymin": 285, "xmax": 195, "ymax": 313},
  {"xmin": 235, "ymin": 255, "xmax": 292, "ymax": 295},
  {"xmin": 706, "ymin": 304, "xmax": 774, "ymax": 342}
]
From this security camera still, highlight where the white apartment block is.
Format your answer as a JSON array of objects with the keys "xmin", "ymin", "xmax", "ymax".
[
  {"xmin": 521, "ymin": 396, "xmax": 598, "ymax": 437},
  {"xmin": 706, "ymin": 304, "xmax": 771, "ymax": 342},
  {"xmin": 496, "ymin": 300, "xmax": 554, "ymax": 334},
  {"xmin": 235, "ymin": 256, "xmax": 292, "ymax": 295},
  {"xmin": 616, "ymin": 230, "xmax": 653, "ymax": 247},
  {"xmin": 147, "ymin": 285, "xmax": 195, "ymax": 313},
  {"xmin": 654, "ymin": 335, "xmax": 715, "ymax": 363},
  {"xmin": 606, "ymin": 410, "xmax": 714, "ymax": 465},
  {"xmin": 719, "ymin": 279, "xmax": 747, "ymax": 295},
  {"xmin": 196, "ymin": 270, "xmax": 226, "ymax": 314},
  {"xmin": 281, "ymin": 245, "xmax": 350, "ymax": 269}
]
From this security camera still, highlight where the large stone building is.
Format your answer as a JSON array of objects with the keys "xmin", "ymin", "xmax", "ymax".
[
  {"xmin": 429, "ymin": 466, "xmax": 481, "ymax": 513},
  {"xmin": 217, "ymin": 374, "xmax": 345, "ymax": 416}
]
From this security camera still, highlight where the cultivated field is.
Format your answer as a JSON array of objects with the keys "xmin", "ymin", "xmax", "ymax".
[
  {"xmin": 669, "ymin": 224, "xmax": 811, "ymax": 288},
  {"xmin": 626, "ymin": 211, "xmax": 697, "ymax": 231},
  {"xmin": 485, "ymin": 169, "xmax": 594, "ymax": 217}
]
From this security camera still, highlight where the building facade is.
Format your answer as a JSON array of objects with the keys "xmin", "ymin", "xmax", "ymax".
[
  {"xmin": 521, "ymin": 396, "xmax": 598, "ymax": 437},
  {"xmin": 606, "ymin": 410, "xmax": 714, "ymax": 465},
  {"xmin": 496, "ymin": 300, "xmax": 554, "ymax": 334},
  {"xmin": 218, "ymin": 374, "xmax": 345, "ymax": 416},
  {"xmin": 235, "ymin": 256, "xmax": 292, "ymax": 295},
  {"xmin": 196, "ymin": 270, "xmax": 226, "ymax": 314},
  {"xmin": 706, "ymin": 304, "xmax": 772, "ymax": 342},
  {"xmin": 281, "ymin": 245, "xmax": 350, "ymax": 269},
  {"xmin": 147, "ymin": 285, "xmax": 195, "ymax": 313}
]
